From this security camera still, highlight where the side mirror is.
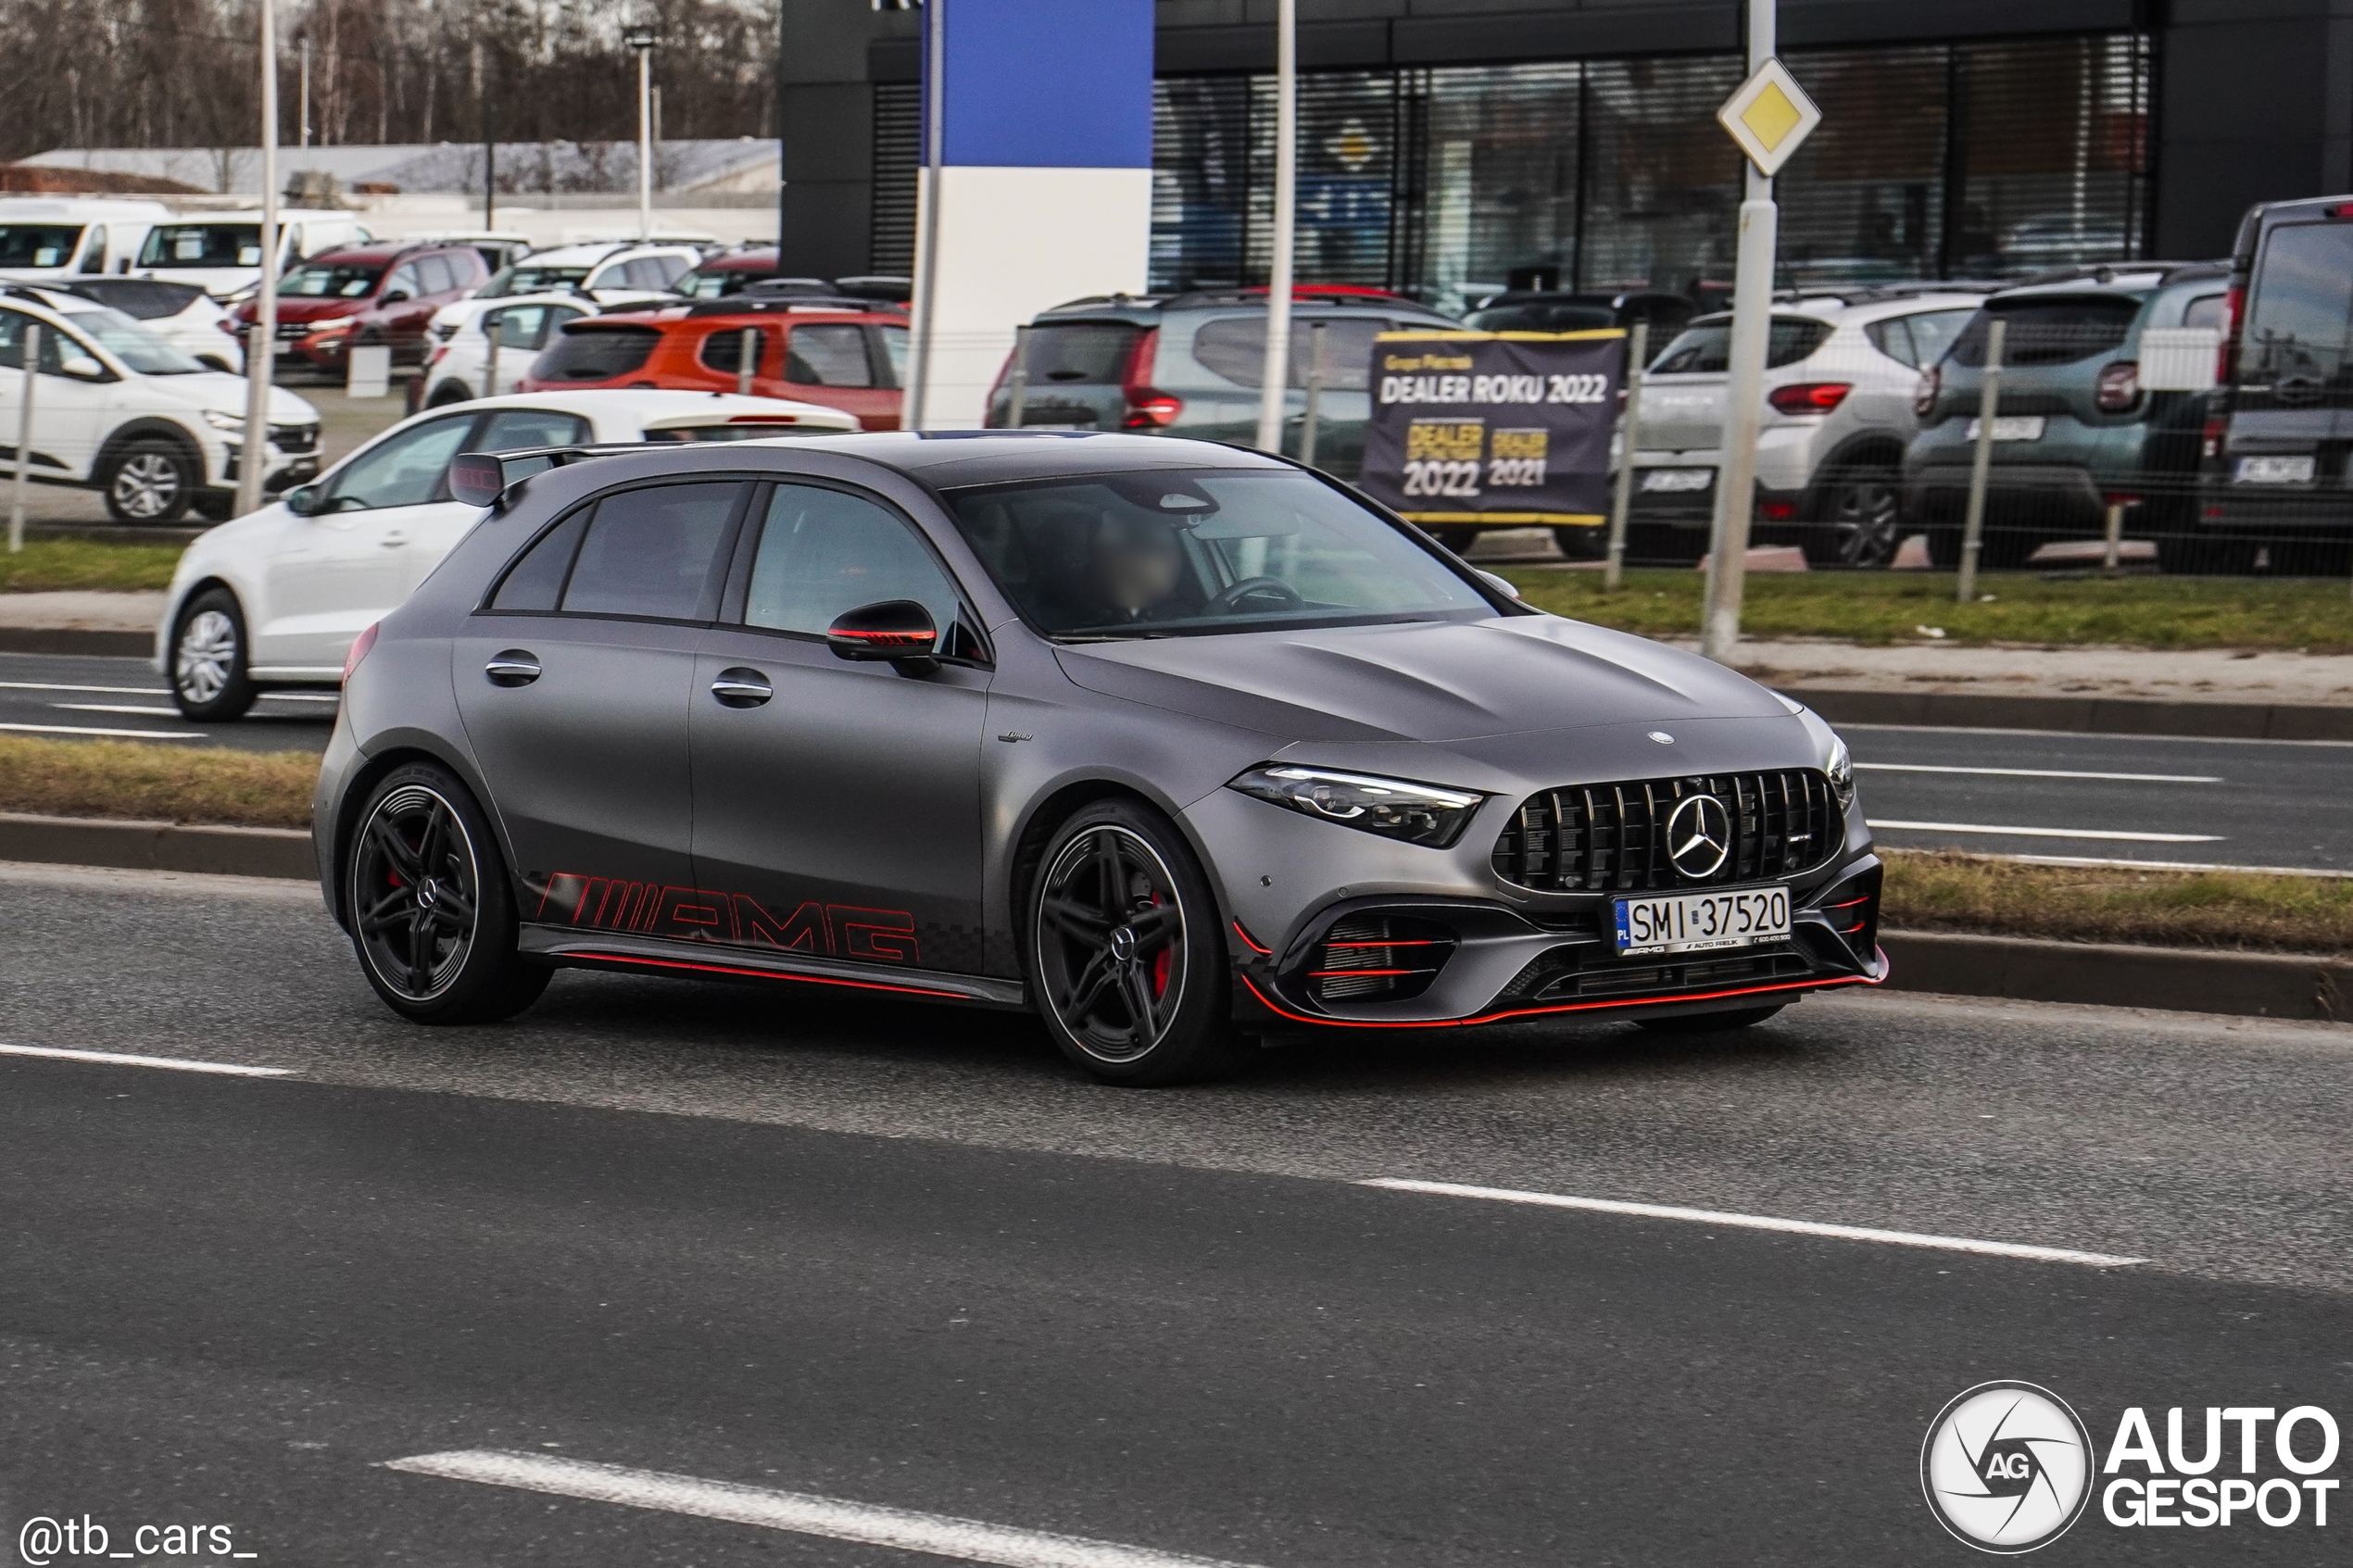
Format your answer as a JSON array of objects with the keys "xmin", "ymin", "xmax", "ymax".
[
  {"xmin": 58, "ymin": 354, "xmax": 107, "ymax": 381},
  {"xmin": 825, "ymin": 600, "xmax": 937, "ymax": 670},
  {"xmin": 283, "ymin": 483, "xmax": 322, "ymax": 516},
  {"xmin": 379, "ymin": 289, "xmax": 410, "ymax": 307}
]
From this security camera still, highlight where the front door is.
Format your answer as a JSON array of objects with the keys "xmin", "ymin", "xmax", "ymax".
[
  {"xmin": 455, "ymin": 478, "xmax": 751, "ymax": 929},
  {"xmin": 0, "ymin": 308, "xmax": 114, "ymax": 482},
  {"xmin": 690, "ymin": 479, "xmax": 992, "ymax": 975}
]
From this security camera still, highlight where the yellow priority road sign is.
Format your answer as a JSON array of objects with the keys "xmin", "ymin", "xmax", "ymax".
[{"xmin": 1717, "ymin": 56, "xmax": 1821, "ymax": 178}]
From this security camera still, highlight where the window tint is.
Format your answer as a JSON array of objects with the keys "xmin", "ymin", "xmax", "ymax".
[
  {"xmin": 533, "ymin": 325, "xmax": 658, "ymax": 382},
  {"xmin": 0, "ymin": 225, "xmax": 83, "ymax": 268},
  {"xmin": 0, "ymin": 310, "xmax": 68, "ymax": 374},
  {"xmin": 324, "ymin": 413, "xmax": 477, "ymax": 511},
  {"xmin": 1864, "ymin": 317, "xmax": 1916, "ymax": 367},
  {"xmin": 1014, "ymin": 321, "xmax": 1142, "ymax": 387},
  {"xmin": 1462, "ymin": 302, "xmax": 1617, "ymax": 333},
  {"xmin": 560, "ymin": 482, "xmax": 741, "ymax": 621},
  {"xmin": 876, "ymin": 323, "xmax": 908, "ymax": 388},
  {"xmin": 488, "ymin": 511, "xmax": 589, "ymax": 611},
  {"xmin": 1904, "ymin": 309, "xmax": 1975, "ymax": 369},
  {"xmin": 699, "ymin": 325, "xmax": 772, "ymax": 375},
  {"xmin": 2242, "ymin": 223, "xmax": 2353, "ymax": 387},
  {"xmin": 1649, "ymin": 317, "xmax": 1831, "ymax": 373},
  {"xmin": 281, "ymin": 262, "xmax": 384, "ymax": 298},
  {"xmin": 416, "ymin": 256, "xmax": 455, "ymax": 295},
  {"xmin": 743, "ymin": 484, "xmax": 962, "ymax": 638},
  {"xmin": 1950, "ymin": 297, "xmax": 2141, "ymax": 367},
  {"xmin": 2183, "ymin": 294, "xmax": 2229, "ymax": 331},
  {"xmin": 1193, "ymin": 316, "xmax": 1390, "ymax": 390},
  {"xmin": 475, "ymin": 408, "xmax": 591, "ymax": 475},
  {"xmin": 79, "ymin": 227, "xmax": 108, "ymax": 273},
  {"xmin": 490, "ymin": 305, "xmax": 544, "ymax": 350},
  {"xmin": 786, "ymin": 324, "xmax": 874, "ymax": 386}
]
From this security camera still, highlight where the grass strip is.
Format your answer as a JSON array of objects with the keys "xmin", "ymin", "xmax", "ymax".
[
  {"xmin": 1501, "ymin": 567, "xmax": 2353, "ymax": 652},
  {"xmin": 0, "ymin": 736, "xmax": 314, "ymax": 829},
  {"xmin": 0, "ymin": 539, "xmax": 183, "ymax": 594},
  {"xmin": 1881, "ymin": 850, "xmax": 2353, "ymax": 954}
]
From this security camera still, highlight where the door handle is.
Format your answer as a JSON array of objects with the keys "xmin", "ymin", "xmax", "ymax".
[
  {"xmin": 710, "ymin": 667, "xmax": 772, "ymax": 708},
  {"xmin": 484, "ymin": 650, "xmax": 540, "ymax": 686}
]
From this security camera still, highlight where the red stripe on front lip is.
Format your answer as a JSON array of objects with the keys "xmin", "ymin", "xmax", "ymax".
[
  {"xmin": 570, "ymin": 950, "xmax": 966, "ymax": 999},
  {"xmin": 1243, "ymin": 955, "xmax": 1886, "ymax": 1030}
]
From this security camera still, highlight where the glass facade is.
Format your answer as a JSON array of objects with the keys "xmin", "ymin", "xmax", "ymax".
[{"xmin": 1148, "ymin": 33, "xmax": 2152, "ymax": 308}]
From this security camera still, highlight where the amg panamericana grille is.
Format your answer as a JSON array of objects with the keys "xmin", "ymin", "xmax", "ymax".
[{"xmin": 1491, "ymin": 770, "xmax": 1837, "ymax": 892}]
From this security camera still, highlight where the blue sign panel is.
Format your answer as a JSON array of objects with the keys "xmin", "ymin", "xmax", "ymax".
[{"xmin": 933, "ymin": 0, "xmax": 1154, "ymax": 169}]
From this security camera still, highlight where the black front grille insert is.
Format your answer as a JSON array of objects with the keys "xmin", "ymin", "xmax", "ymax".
[{"xmin": 1491, "ymin": 770, "xmax": 1837, "ymax": 892}]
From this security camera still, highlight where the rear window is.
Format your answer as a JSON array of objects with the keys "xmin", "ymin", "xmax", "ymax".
[
  {"xmin": 2241, "ymin": 221, "xmax": 2353, "ymax": 386},
  {"xmin": 1020, "ymin": 321, "xmax": 1143, "ymax": 386},
  {"xmin": 1463, "ymin": 302, "xmax": 1617, "ymax": 333},
  {"xmin": 1949, "ymin": 297, "xmax": 2141, "ymax": 368},
  {"xmin": 534, "ymin": 325, "xmax": 659, "ymax": 383},
  {"xmin": 1650, "ymin": 317, "xmax": 1831, "ymax": 374}
]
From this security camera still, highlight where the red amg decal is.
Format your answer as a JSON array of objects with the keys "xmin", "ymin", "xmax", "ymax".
[
  {"xmin": 830, "ymin": 906, "xmax": 918, "ymax": 964},
  {"xmin": 531, "ymin": 872, "xmax": 922, "ymax": 964},
  {"xmin": 733, "ymin": 894, "xmax": 829, "ymax": 953}
]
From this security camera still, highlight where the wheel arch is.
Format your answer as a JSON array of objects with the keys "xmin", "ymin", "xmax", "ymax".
[
  {"xmin": 93, "ymin": 417, "xmax": 209, "ymax": 489},
  {"xmin": 1805, "ymin": 432, "xmax": 1908, "ymax": 519},
  {"xmin": 322, "ymin": 739, "xmax": 507, "ymax": 930},
  {"xmin": 1003, "ymin": 776, "xmax": 1232, "ymax": 972}
]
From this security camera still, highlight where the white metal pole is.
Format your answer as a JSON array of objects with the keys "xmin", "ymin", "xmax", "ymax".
[
  {"xmin": 1299, "ymin": 320, "xmax": 1327, "ymax": 468},
  {"xmin": 298, "ymin": 39, "xmax": 310, "ymax": 149},
  {"xmin": 636, "ymin": 45, "xmax": 653, "ymax": 242},
  {"xmin": 1956, "ymin": 316, "xmax": 2005, "ymax": 602},
  {"xmin": 8, "ymin": 324, "xmax": 35, "ymax": 554},
  {"xmin": 1253, "ymin": 0, "xmax": 1297, "ymax": 454},
  {"xmin": 1604, "ymin": 320, "xmax": 1649, "ymax": 591},
  {"xmin": 1699, "ymin": 0, "xmax": 1777, "ymax": 664},
  {"xmin": 904, "ymin": 0, "xmax": 947, "ymax": 432},
  {"xmin": 235, "ymin": 0, "xmax": 280, "ymax": 521},
  {"xmin": 736, "ymin": 326, "xmax": 757, "ymax": 396}
]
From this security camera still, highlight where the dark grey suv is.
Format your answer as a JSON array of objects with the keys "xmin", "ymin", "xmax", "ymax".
[{"xmin": 316, "ymin": 432, "xmax": 1882, "ymax": 1084}]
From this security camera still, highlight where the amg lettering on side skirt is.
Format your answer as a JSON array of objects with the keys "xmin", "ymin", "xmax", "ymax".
[{"xmin": 530, "ymin": 872, "xmax": 920, "ymax": 964}]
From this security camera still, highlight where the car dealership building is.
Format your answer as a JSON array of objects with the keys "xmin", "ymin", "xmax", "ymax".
[{"xmin": 780, "ymin": 0, "xmax": 2347, "ymax": 307}]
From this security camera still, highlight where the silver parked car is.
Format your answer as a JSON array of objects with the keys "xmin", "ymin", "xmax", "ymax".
[{"xmin": 315, "ymin": 433, "xmax": 1881, "ymax": 1084}]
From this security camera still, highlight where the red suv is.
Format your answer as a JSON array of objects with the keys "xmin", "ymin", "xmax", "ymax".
[
  {"xmin": 521, "ymin": 295, "xmax": 907, "ymax": 430},
  {"xmin": 233, "ymin": 241, "xmax": 489, "ymax": 373}
]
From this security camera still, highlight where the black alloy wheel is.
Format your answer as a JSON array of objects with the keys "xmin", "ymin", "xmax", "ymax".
[
  {"xmin": 1026, "ymin": 800, "xmax": 1252, "ymax": 1085},
  {"xmin": 1813, "ymin": 465, "xmax": 1904, "ymax": 568},
  {"xmin": 1633, "ymin": 1003, "xmax": 1785, "ymax": 1033},
  {"xmin": 346, "ymin": 761, "xmax": 548, "ymax": 1024}
]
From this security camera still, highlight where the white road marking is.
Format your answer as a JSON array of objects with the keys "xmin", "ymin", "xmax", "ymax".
[
  {"xmin": 382, "ymin": 1450, "xmax": 1265, "ymax": 1568},
  {"xmin": 0, "ymin": 1042, "xmax": 292, "ymax": 1077},
  {"xmin": 52, "ymin": 703, "xmax": 184, "ymax": 717},
  {"xmin": 0, "ymin": 681, "xmax": 168, "ymax": 696},
  {"xmin": 1950, "ymin": 851, "xmax": 2352, "ymax": 879},
  {"xmin": 258, "ymin": 691, "xmax": 339, "ymax": 704},
  {"xmin": 1837, "ymin": 722, "xmax": 2353, "ymax": 750},
  {"xmin": 1856, "ymin": 762, "xmax": 2221, "ymax": 784},
  {"xmin": 1361, "ymin": 1179, "xmax": 2147, "ymax": 1268},
  {"xmin": 0, "ymin": 721, "xmax": 200, "ymax": 739},
  {"xmin": 1868, "ymin": 819, "xmax": 2222, "ymax": 844}
]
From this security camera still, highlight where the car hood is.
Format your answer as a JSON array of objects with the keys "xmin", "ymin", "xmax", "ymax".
[
  {"xmin": 141, "ymin": 370, "xmax": 318, "ymax": 422},
  {"xmin": 1052, "ymin": 614, "xmax": 1789, "ymax": 744}
]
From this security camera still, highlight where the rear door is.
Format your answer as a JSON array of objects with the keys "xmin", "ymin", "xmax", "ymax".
[
  {"xmin": 777, "ymin": 320, "xmax": 898, "ymax": 430},
  {"xmin": 2229, "ymin": 219, "xmax": 2353, "ymax": 480}
]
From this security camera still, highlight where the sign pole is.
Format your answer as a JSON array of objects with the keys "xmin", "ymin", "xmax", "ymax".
[
  {"xmin": 1254, "ymin": 0, "xmax": 1297, "ymax": 455},
  {"xmin": 903, "ymin": 0, "xmax": 946, "ymax": 432},
  {"xmin": 1604, "ymin": 320, "xmax": 1648, "ymax": 590},
  {"xmin": 8, "ymin": 324, "xmax": 34, "ymax": 555},
  {"xmin": 234, "ymin": 0, "xmax": 279, "ymax": 521},
  {"xmin": 1956, "ymin": 316, "xmax": 2006, "ymax": 602}
]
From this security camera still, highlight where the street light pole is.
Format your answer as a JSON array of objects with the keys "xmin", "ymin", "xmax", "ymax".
[
  {"xmin": 623, "ymin": 24, "xmax": 659, "ymax": 243},
  {"xmin": 1253, "ymin": 0, "xmax": 1297, "ymax": 454},
  {"xmin": 233, "ymin": 0, "xmax": 280, "ymax": 520}
]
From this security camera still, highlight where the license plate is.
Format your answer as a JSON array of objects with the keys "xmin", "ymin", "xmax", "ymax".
[
  {"xmin": 1963, "ymin": 416, "xmax": 2046, "ymax": 442},
  {"xmin": 1614, "ymin": 885, "xmax": 1791, "ymax": 957},
  {"xmin": 1640, "ymin": 468, "xmax": 1714, "ymax": 493},
  {"xmin": 2235, "ymin": 455, "xmax": 2316, "ymax": 484}
]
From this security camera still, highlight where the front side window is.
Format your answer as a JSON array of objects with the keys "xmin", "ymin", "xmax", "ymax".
[
  {"xmin": 323, "ymin": 414, "xmax": 478, "ymax": 511},
  {"xmin": 476, "ymin": 408, "xmax": 590, "ymax": 455},
  {"xmin": 786, "ymin": 324, "xmax": 874, "ymax": 386},
  {"xmin": 384, "ymin": 265, "xmax": 422, "ymax": 301},
  {"xmin": 560, "ymin": 482, "xmax": 742, "ymax": 621},
  {"xmin": 414, "ymin": 256, "xmax": 456, "ymax": 295},
  {"xmin": 57, "ymin": 306, "xmax": 199, "ymax": 375},
  {"xmin": 0, "ymin": 309, "xmax": 66, "ymax": 375},
  {"xmin": 78, "ymin": 227, "xmax": 107, "ymax": 273},
  {"xmin": 948, "ymin": 470, "xmax": 1494, "ymax": 639},
  {"xmin": 741, "ymin": 483, "xmax": 963, "ymax": 638}
]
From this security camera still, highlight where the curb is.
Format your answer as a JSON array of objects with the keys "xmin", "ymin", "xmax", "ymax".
[
  {"xmin": 0, "ymin": 811, "xmax": 314, "ymax": 880},
  {"xmin": 1784, "ymin": 684, "xmax": 2353, "ymax": 742},
  {"xmin": 0, "ymin": 627, "xmax": 154, "ymax": 658},
  {"xmin": 1879, "ymin": 930, "xmax": 2349, "ymax": 1022}
]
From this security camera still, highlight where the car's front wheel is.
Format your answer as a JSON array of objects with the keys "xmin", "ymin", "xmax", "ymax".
[
  {"xmin": 104, "ymin": 438, "xmax": 198, "ymax": 523},
  {"xmin": 345, "ymin": 761, "xmax": 549, "ymax": 1024},
  {"xmin": 1026, "ymin": 799, "xmax": 1253, "ymax": 1085},
  {"xmin": 170, "ymin": 587, "xmax": 257, "ymax": 721}
]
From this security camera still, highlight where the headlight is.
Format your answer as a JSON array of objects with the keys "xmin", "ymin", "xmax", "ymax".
[
  {"xmin": 1825, "ymin": 734, "xmax": 1856, "ymax": 812},
  {"xmin": 201, "ymin": 409, "xmax": 244, "ymax": 432},
  {"xmin": 1227, "ymin": 765, "xmax": 1485, "ymax": 848}
]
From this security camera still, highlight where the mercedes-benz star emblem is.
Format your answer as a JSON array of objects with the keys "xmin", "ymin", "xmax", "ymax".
[{"xmin": 1665, "ymin": 794, "xmax": 1731, "ymax": 879}]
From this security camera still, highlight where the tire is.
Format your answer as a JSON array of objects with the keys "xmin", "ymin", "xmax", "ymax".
[
  {"xmin": 344, "ymin": 761, "xmax": 550, "ymax": 1025},
  {"xmin": 192, "ymin": 491, "xmax": 234, "ymax": 523},
  {"xmin": 1551, "ymin": 523, "xmax": 1606, "ymax": 561},
  {"xmin": 1025, "ymin": 798, "xmax": 1253, "ymax": 1085},
  {"xmin": 102, "ymin": 437, "xmax": 198, "ymax": 523},
  {"xmin": 170, "ymin": 587, "xmax": 258, "ymax": 722},
  {"xmin": 1807, "ymin": 463, "xmax": 1904, "ymax": 568},
  {"xmin": 426, "ymin": 381, "xmax": 473, "ymax": 408},
  {"xmin": 1429, "ymin": 524, "xmax": 1479, "ymax": 554},
  {"xmin": 1633, "ymin": 1004, "xmax": 1785, "ymax": 1034}
]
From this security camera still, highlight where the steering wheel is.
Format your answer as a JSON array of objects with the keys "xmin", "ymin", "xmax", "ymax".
[{"xmin": 1203, "ymin": 575, "xmax": 1306, "ymax": 615}]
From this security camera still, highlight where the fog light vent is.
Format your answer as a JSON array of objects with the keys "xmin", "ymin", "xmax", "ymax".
[{"xmin": 1308, "ymin": 914, "xmax": 1456, "ymax": 1005}]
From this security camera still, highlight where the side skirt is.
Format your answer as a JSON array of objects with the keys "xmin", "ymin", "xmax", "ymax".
[{"xmin": 521, "ymin": 925, "xmax": 1029, "ymax": 1010}]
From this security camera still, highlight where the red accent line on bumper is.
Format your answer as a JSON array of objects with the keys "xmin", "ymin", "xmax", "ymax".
[{"xmin": 1241, "ymin": 957, "xmax": 1886, "ymax": 1031}]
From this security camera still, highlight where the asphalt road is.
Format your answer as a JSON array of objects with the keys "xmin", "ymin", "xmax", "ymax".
[
  {"xmin": 1847, "ymin": 723, "xmax": 2353, "ymax": 872},
  {"xmin": 4, "ymin": 860, "xmax": 2351, "ymax": 1566},
  {"xmin": 0, "ymin": 651, "xmax": 336, "ymax": 755}
]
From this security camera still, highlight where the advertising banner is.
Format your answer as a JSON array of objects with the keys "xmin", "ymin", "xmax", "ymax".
[{"xmin": 1357, "ymin": 330, "xmax": 1624, "ymax": 531}]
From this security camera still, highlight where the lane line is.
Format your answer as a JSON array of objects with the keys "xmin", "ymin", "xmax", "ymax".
[
  {"xmin": 382, "ymin": 1450, "xmax": 1266, "ymax": 1568},
  {"xmin": 1856, "ymin": 762, "xmax": 2221, "ymax": 784},
  {"xmin": 0, "ymin": 680, "xmax": 168, "ymax": 695},
  {"xmin": 52, "ymin": 703, "xmax": 184, "ymax": 717},
  {"xmin": 1360, "ymin": 1179, "xmax": 2147, "ymax": 1268},
  {"xmin": 0, "ymin": 1042, "xmax": 292, "ymax": 1078},
  {"xmin": 1868, "ymin": 819, "xmax": 2222, "ymax": 844},
  {"xmin": 1896, "ymin": 849, "xmax": 2353, "ymax": 879},
  {"xmin": 0, "ymin": 721, "xmax": 200, "ymax": 739},
  {"xmin": 1836, "ymin": 722, "xmax": 2353, "ymax": 750}
]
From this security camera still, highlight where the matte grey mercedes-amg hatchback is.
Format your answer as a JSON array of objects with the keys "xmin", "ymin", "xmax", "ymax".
[{"xmin": 315, "ymin": 431, "xmax": 1882, "ymax": 1084}]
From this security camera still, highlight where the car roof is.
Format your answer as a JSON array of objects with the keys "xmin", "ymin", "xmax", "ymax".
[
  {"xmin": 1, "ymin": 285, "xmax": 110, "ymax": 317},
  {"xmin": 409, "ymin": 388, "xmax": 862, "ymax": 430},
  {"xmin": 1035, "ymin": 287, "xmax": 1451, "ymax": 325},
  {"xmin": 728, "ymin": 431, "xmax": 1290, "ymax": 489},
  {"xmin": 577, "ymin": 300, "xmax": 899, "ymax": 331}
]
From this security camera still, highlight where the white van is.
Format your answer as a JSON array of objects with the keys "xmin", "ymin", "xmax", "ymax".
[
  {"xmin": 0, "ymin": 198, "xmax": 173, "ymax": 282},
  {"xmin": 134, "ymin": 210, "xmax": 374, "ymax": 300}
]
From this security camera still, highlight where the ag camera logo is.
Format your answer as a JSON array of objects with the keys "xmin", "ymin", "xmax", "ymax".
[{"xmin": 1921, "ymin": 1382, "xmax": 2095, "ymax": 1552}]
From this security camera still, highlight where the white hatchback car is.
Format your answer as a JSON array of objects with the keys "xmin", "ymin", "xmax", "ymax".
[
  {"xmin": 157, "ymin": 389, "xmax": 862, "ymax": 720},
  {"xmin": 1628, "ymin": 287, "xmax": 1989, "ymax": 566},
  {"xmin": 0, "ymin": 285, "xmax": 319, "ymax": 523},
  {"xmin": 415, "ymin": 292, "xmax": 598, "ymax": 408}
]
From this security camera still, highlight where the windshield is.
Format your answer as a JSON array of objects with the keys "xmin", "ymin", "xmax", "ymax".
[
  {"xmin": 139, "ymin": 223, "xmax": 265, "ymax": 268},
  {"xmin": 948, "ymin": 470, "xmax": 1495, "ymax": 639},
  {"xmin": 282, "ymin": 261, "xmax": 384, "ymax": 298},
  {"xmin": 65, "ymin": 306, "xmax": 203, "ymax": 374},
  {"xmin": 484, "ymin": 264, "xmax": 590, "ymax": 297},
  {"xmin": 0, "ymin": 226, "xmax": 85, "ymax": 268}
]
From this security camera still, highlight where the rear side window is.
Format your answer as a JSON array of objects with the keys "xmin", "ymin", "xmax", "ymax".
[
  {"xmin": 786, "ymin": 324, "xmax": 873, "ymax": 387},
  {"xmin": 2240, "ymin": 222, "xmax": 2353, "ymax": 386},
  {"xmin": 560, "ymin": 482, "xmax": 742, "ymax": 621},
  {"xmin": 741, "ymin": 483, "xmax": 963, "ymax": 638},
  {"xmin": 534, "ymin": 326, "xmax": 658, "ymax": 382},
  {"xmin": 1949, "ymin": 297, "xmax": 2140, "ymax": 367},
  {"xmin": 2183, "ymin": 294, "xmax": 2228, "ymax": 331},
  {"xmin": 1868, "ymin": 308, "xmax": 1975, "ymax": 369},
  {"xmin": 698, "ymin": 326, "xmax": 772, "ymax": 375},
  {"xmin": 489, "ymin": 512, "xmax": 589, "ymax": 611},
  {"xmin": 1017, "ymin": 321, "xmax": 1142, "ymax": 386},
  {"xmin": 1649, "ymin": 318, "xmax": 1831, "ymax": 374},
  {"xmin": 1192, "ymin": 316, "xmax": 1391, "ymax": 390}
]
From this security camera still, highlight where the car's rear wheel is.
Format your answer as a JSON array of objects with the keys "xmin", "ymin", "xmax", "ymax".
[
  {"xmin": 1551, "ymin": 524, "xmax": 1606, "ymax": 561},
  {"xmin": 345, "ymin": 761, "xmax": 549, "ymax": 1025},
  {"xmin": 427, "ymin": 380, "xmax": 473, "ymax": 408},
  {"xmin": 1633, "ymin": 1004, "xmax": 1785, "ymax": 1033},
  {"xmin": 170, "ymin": 587, "xmax": 257, "ymax": 721},
  {"xmin": 1809, "ymin": 463, "xmax": 1903, "ymax": 568},
  {"xmin": 1026, "ymin": 799, "xmax": 1252, "ymax": 1085},
  {"xmin": 104, "ymin": 438, "xmax": 197, "ymax": 523}
]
